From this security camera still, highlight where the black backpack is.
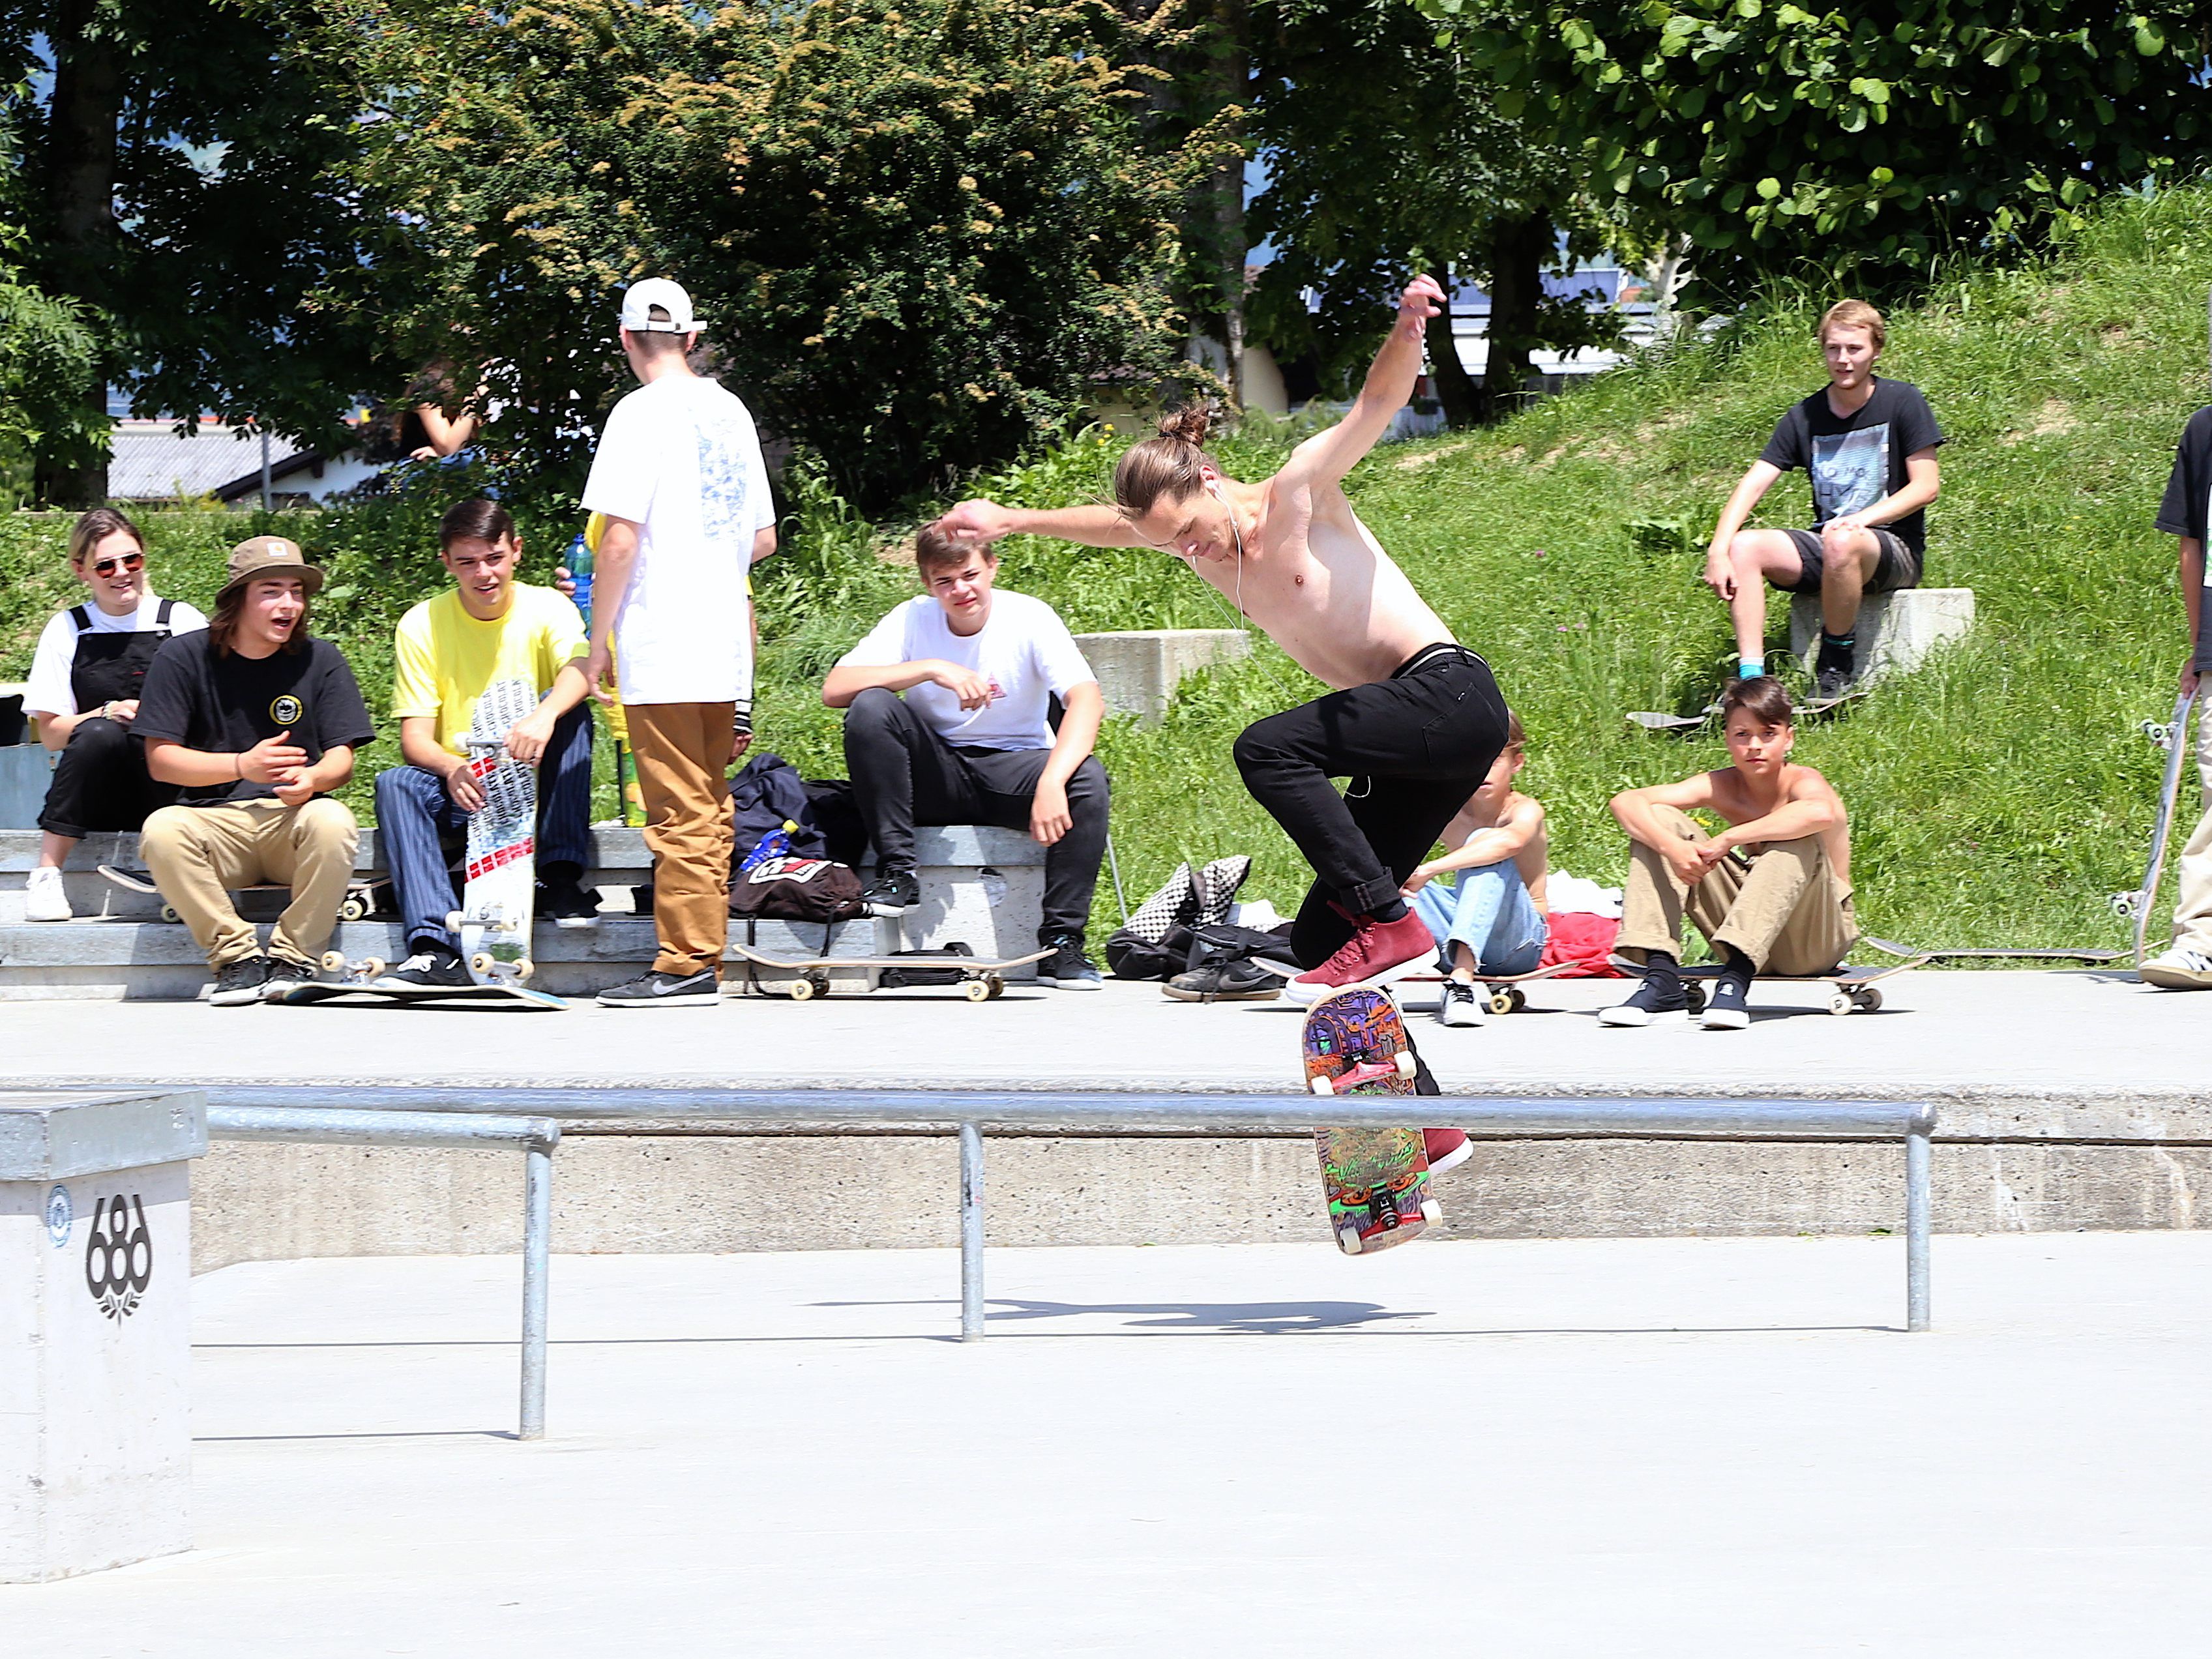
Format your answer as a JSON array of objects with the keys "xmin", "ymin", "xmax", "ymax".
[{"xmin": 729, "ymin": 753, "xmax": 829, "ymax": 868}]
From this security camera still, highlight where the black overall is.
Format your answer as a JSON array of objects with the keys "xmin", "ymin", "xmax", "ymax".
[{"xmin": 37, "ymin": 600, "xmax": 181, "ymax": 838}]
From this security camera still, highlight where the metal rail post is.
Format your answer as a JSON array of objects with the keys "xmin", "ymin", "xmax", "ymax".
[
  {"xmin": 522, "ymin": 1142, "xmax": 553, "ymax": 1437},
  {"xmin": 959, "ymin": 1122, "xmax": 986, "ymax": 1341},
  {"xmin": 1906, "ymin": 1116, "xmax": 1933, "ymax": 1334}
]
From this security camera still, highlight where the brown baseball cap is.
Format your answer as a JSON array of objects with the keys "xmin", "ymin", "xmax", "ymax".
[{"xmin": 220, "ymin": 535, "xmax": 325, "ymax": 602}]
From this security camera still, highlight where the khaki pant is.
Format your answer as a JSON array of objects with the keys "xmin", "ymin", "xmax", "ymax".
[
  {"xmin": 1616, "ymin": 804, "xmax": 1857, "ymax": 975},
  {"xmin": 2167, "ymin": 698, "xmax": 2212, "ymax": 954},
  {"xmin": 140, "ymin": 797, "xmax": 361, "ymax": 971},
  {"xmin": 627, "ymin": 701, "xmax": 735, "ymax": 978}
]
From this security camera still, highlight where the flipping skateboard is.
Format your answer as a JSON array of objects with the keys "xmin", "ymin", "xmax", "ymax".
[
  {"xmin": 1862, "ymin": 935, "xmax": 2123, "ymax": 967},
  {"xmin": 278, "ymin": 948, "xmax": 567, "ymax": 1008},
  {"xmin": 1301, "ymin": 986, "xmax": 1438, "ymax": 1255},
  {"xmin": 1627, "ymin": 687, "xmax": 1865, "ymax": 733},
  {"xmin": 443, "ymin": 677, "xmax": 544, "ymax": 995},
  {"xmin": 1617, "ymin": 950, "xmax": 1930, "ymax": 1015},
  {"xmin": 2108, "ymin": 689, "xmax": 2199, "ymax": 967},
  {"xmin": 730, "ymin": 941, "xmax": 1054, "ymax": 1002},
  {"xmin": 98, "ymin": 862, "xmax": 381, "ymax": 924},
  {"xmin": 1400, "ymin": 957, "xmax": 1590, "ymax": 1016}
]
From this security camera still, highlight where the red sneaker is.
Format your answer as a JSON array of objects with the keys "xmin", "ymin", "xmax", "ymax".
[
  {"xmin": 1423, "ymin": 1127, "xmax": 1472, "ymax": 1175},
  {"xmin": 1285, "ymin": 909, "xmax": 1436, "ymax": 1006}
]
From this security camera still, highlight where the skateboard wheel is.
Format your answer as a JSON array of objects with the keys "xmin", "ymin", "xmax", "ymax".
[
  {"xmin": 962, "ymin": 978, "xmax": 991, "ymax": 1003},
  {"xmin": 1683, "ymin": 982, "xmax": 1707, "ymax": 1014},
  {"xmin": 789, "ymin": 976, "xmax": 818, "ymax": 1001},
  {"xmin": 1309, "ymin": 1075, "xmax": 1336, "ymax": 1097},
  {"xmin": 445, "ymin": 909, "xmax": 464, "ymax": 933},
  {"xmin": 1393, "ymin": 1051, "xmax": 1417, "ymax": 1079},
  {"xmin": 359, "ymin": 958, "xmax": 385, "ymax": 981},
  {"xmin": 471, "ymin": 952, "xmax": 494, "ymax": 976},
  {"xmin": 1827, "ymin": 989, "xmax": 1855, "ymax": 1016},
  {"xmin": 1854, "ymin": 987, "xmax": 1883, "ymax": 1014},
  {"xmin": 339, "ymin": 894, "xmax": 368, "ymax": 922},
  {"xmin": 985, "ymin": 974, "xmax": 1005, "ymax": 998},
  {"xmin": 1336, "ymin": 1224, "xmax": 1364, "ymax": 1255},
  {"xmin": 1420, "ymin": 1199, "xmax": 1443, "ymax": 1226},
  {"xmin": 1509, "ymin": 987, "xmax": 1527, "ymax": 1012},
  {"xmin": 321, "ymin": 950, "xmax": 346, "ymax": 973},
  {"xmin": 160, "ymin": 903, "xmax": 180, "ymax": 924},
  {"xmin": 517, "ymin": 958, "xmax": 535, "ymax": 983},
  {"xmin": 1487, "ymin": 990, "xmax": 1515, "ymax": 1016}
]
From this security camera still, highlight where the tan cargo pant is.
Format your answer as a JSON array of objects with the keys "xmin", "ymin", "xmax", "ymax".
[
  {"xmin": 1615, "ymin": 804, "xmax": 1857, "ymax": 975},
  {"xmin": 2166, "ymin": 697, "xmax": 2212, "ymax": 955},
  {"xmin": 139, "ymin": 797, "xmax": 361, "ymax": 971},
  {"xmin": 627, "ymin": 701, "xmax": 735, "ymax": 979}
]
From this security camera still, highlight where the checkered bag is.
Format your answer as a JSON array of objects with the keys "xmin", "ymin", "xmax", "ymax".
[
  {"xmin": 1190, "ymin": 856, "xmax": 1251, "ymax": 928},
  {"xmin": 1121, "ymin": 862, "xmax": 1196, "ymax": 945}
]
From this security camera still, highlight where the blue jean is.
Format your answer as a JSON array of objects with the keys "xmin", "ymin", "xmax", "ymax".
[
  {"xmin": 1409, "ymin": 860, "xmax": 1546, "ymax": 976},
  {"xmin": 373, "ymin": 701, "xmax": 593, "ymax": 951}
]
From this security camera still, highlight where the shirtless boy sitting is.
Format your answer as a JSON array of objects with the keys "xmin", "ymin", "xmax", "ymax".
[
  {"xmin": 1399, "ymin": 712, "xmax": 1547, "ymax": 1029},
  {"xmin": 1601, "ymin": 677, "xmax": 1854, "ymax": 1030},
  {"xmin": 937, "ymin": 274, "xmax": 1509, "ymax": 1173}
]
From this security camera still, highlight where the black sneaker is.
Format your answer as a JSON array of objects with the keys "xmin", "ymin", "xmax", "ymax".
[
  {"xmin": 539, "ymin": 874, "xmax": 601, "ymax": 928},
  {"xmin": 1164, "ymin": 956, "xmax": 1283, "ymax": 1003},
  {"xmin": 210, "ymin": 954, "xmax": 274, "ymax": 1006},
  {"xmin": 1701, "ymin": 975, "xmax": 1753, "ymax": 1029},
  {"xmin": 597, "ymin": 967, "xmax": 719, "ymax": 1007},
  {"xmin": 1599, "ymin": 974, "xmax": 1690, "ymax": 1027},
  {"xmin": 860, "ymin": 870, "xmax": 921, "ymax": 917},
  {"xmin": 259, "ymin": 956, "xmax": 317, "ymax": 1001},
  {"xmin": 373, "ymin": 945, "xmax": 473, "ymax": 991},
  {"xmin": 1037, "ymin": 933, "xmax": 1102, "ymax": 990},
  {"xmin": 1812, "ymin": 636, "xmax": 1856, "ymax": 701}
]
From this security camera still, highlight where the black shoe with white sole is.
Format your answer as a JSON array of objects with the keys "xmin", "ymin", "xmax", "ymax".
[
  {"xmin": 860, "ymin": 870, "xmax": 921, "ymax": 917},
  {"xmin": 1163, "ymin": 956, "xmax": 1282, "ymax": 1002},
  {"xmin": 539, "ymin": 875, "xmax": 601, "ymax": 928},
  {"xmin": 259, "ymin": 957, "xmax": 317, "ymax": 1001},
  {"xmin": 1599, "ymin": 975, "xmax": 1690, "ymax": 1027},
  {"xmin": 374, "ymin": 947, "xmax": 473, "ymax": 991},
  {"xmin": 1037, "ymin": 934, "xmax": 1102, "ymax": 989},
  {"xmin": 597, "ymin": 967, "xmax": 720, "ymax": 1007},
  {"xmin": 210, "ymin": 955, "xmax": 273, "ymax": 1006},
  {"xmin": 1700, "ymin": 975, "xmax": 1752, "ymax": 1029}
]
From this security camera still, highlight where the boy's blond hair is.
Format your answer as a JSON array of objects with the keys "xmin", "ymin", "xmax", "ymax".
[
  {"xmin": 1504, "ymin": 710, "xmax": 1526, "ymax": 751},
  {"xmin": 1818, "ymin": 299, "xmax": 1886, "ymax": 352}
]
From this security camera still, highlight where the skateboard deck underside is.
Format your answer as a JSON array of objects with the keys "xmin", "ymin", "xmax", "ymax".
[
  {"xmin": 454, "ymin": 679, "xmax": 540, "ymax": 990},
  {"xmin": 281, "ymin": 980, "xmax": 565, "ymax": 1010},
  {"xmin": 1302, "ymin": 988, "xmax": 1432, "ymax": 1255}
]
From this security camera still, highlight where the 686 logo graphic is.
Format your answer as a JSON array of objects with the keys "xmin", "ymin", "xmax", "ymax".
[{"xmin": 84, "ymin": 1192, "xmax": 154, "ymax": 1320}]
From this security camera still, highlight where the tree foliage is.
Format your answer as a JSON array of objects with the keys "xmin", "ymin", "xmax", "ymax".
[
  {"xmin": 312, "ymin": 0, "xmax": 1195, "ymax": 510},
  {"xmin": 1419, "ymin": 0, "xmax": 2212, "ymax": 300}
]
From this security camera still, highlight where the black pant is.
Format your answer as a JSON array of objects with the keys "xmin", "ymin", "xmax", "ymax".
[
  {"xmin": 842, "ymin": 686, "xmax": 1110, "ymax": 941},
  {"xmin": 1231, "ymin": 645, "xmax": 1509, "ymax": 969},
  {"xmin": 38, "ymin": 716, "xmax": 173, "ymax": 838}
]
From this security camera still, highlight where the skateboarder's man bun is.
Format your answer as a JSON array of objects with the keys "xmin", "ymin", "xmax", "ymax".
[
  {"xmin": 1718, "ymin": 675, "xmax": 1794, "ymax": 727},
  {"xmin": 1113, "ymin": 404, "xmax": 1222, "ymax": 516}
]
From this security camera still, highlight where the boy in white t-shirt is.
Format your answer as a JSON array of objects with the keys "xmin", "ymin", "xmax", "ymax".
[
  {"xmin": 579, "ymin": 277, "xmax": 778, "ymax": 1007},
  {"xmin": 823, "ymin": 525, "xmax": 1110, "ymax": 986}
]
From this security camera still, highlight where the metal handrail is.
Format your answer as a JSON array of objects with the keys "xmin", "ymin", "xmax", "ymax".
[
  {"xmin": 207, "ymin": 1089, "xmax": 1936, "ymax": 1372},
  {"xmin": 206, "ymin": 1106, "xmax": 557, "ymax": 1441}
]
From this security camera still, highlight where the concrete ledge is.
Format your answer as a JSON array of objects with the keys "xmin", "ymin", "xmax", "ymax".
[
  {"xmin": 1072, "ymin": 628, "xmax": 1250, "ymax": 724},
  {"xmin": 1790, "ymin": 586, "xmax": 1975, "ymax": 680},
  {"xmin": 879, "ymin": 825, "xmax": 1048, "ymax": 969}
]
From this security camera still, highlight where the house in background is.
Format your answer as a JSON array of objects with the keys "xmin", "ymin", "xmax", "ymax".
[{"xmin": 106, "ymin": 416, "xmax": 392, "ymax": 508}]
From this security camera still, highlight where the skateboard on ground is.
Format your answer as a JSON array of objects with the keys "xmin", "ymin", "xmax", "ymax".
[
  {"xmin": 443, "ymin": 678, "xmax": 545, "ymax": 995},
  {"xmin": 729, "ymin": 942, "xmax": 1054, "ymax": 1002},
  {"xmin": 1616, "ymin": 949, "xmax": 1930, "ymax": 1015},
  {"xmin": 1862, "ymin": 935, "xmax": 2123, "ymax": 966},
  {"xmin": 2108, "ymin": 689, "xmax": 2199, "ymax": 967},
  {"xmin": 278, "ymin": 951, "xmax": 567, "ymax": 1009},
  {"xmin": 98, "ymin": 862, "xmax": 381, "ymax": 924},
  {"xmin": 1301, "ymin": 986, "xmax": 1438, "ymax": 1255},
  {"xmin": 1398, "ymin": 957, "xmax": 1591, "ymax": 1016},
  {"xmin": 1626, "ymin": 686, "xmax": 1865, "ymax": 733}
]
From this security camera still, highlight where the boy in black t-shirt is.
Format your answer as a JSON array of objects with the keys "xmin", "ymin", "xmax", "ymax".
[
  {"xmin": 135, "ymin": 537, "xmax": 377, "ymax": 1005},
  {"xmin": 1702, "ymin": 299, "xmax": 1945, "ymax": 697},
  {"xmin": 2142, "ymin": 405, "xmax": 2212, "ymax": 990}
]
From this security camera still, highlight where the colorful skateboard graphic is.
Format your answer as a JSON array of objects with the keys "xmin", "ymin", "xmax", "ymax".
[
  {"xmin": 729, "ymin": 941, "xmax": 1053, "ymax": 1003},
  {"xmin": 1301, "ymin": 987, "xmax": 1437, "ymax": 1255},
  {"xmin": 2109, "ymin": 689, "xmax": 2198, "ymax": 967},
  {"xmin": 444, "ymin": 677, "xmax": 543, "ymax": 994}
]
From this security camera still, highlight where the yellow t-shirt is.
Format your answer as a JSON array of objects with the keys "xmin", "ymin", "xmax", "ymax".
[{"xmin": 390, "ymin": 583, "xmax": 589, "ymax": 757}]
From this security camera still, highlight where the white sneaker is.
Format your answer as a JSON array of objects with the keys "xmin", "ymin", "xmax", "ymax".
[
  {"xmin": 2140, "ymin": 947, "xmax": 2212, "ymax": 990},
  {"xmin": 23, "ymin": 866, "xmax": 72, "ymax": 922},
  {"xmin": 1436, "ymin": 981, "xmax": 1486, "ymax": 1027}
]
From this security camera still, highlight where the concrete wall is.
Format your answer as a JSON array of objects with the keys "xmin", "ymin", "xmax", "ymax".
[{"xmin": 188, "ymin": 1130, "xmax": 2212, "ymax": 1273}]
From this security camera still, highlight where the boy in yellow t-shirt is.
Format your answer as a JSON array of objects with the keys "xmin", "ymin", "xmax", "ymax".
[{"xmin": 370, "ymin": 497, "xmax": 597, "ymax": 988}]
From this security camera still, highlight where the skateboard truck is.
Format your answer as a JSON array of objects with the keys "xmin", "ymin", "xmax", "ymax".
[{"xmin": 1306, "ymin": 1051, "xmax": 1418, "ymax": 1096}]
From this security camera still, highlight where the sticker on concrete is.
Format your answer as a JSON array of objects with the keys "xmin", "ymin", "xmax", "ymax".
[
  {"xmin": 45, "ymin": 1182, "xmax": 72, "ymax": 1246},
  {"xmin": 83, "ymin": 1192, "xmax": 153, "ymax": 1320},
  {"xmin": 979, "ymin": 866, "xmax": 1007, "ymax": 908}
]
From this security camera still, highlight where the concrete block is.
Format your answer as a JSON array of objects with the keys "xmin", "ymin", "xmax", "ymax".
[
  {"xmin": 0, "ymin": 746, "xmax": 53, "ymax": 832},
  {"xmin": 1790, "ymin": 587, "xmax": 1975, "ymax": 681},
  {"xmin": 1071, "ymin": 629, "xmax": 1250, "ymax": 724},
  {"xmin": 1, "ymin": 1089, "xmax": 205, "ymax": 1582},
  {"xmin": 865, "ymin": 825, "xmax": 1048, "ymax": 975}
]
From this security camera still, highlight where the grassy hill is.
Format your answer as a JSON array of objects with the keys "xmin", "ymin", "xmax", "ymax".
[{"xmin": 7, "ymin": 181, "xmax": 2212, "ymax": 955}]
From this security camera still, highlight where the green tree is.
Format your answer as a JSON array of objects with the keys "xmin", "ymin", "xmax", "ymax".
[
  {"xmin": 1247, "ymin": 0, "xmax": 1634, "ymax": 424},
  {"xmin": 312, "ymin": 0, "xmax": 1196, "ymax": 510},
  {"xmin": 1418, "ymin": 0, "xmax": 2212, "ymax": 301},
  {"xmin": 0, "ymin": 83, "xmax": 99, "ymax": 503}
]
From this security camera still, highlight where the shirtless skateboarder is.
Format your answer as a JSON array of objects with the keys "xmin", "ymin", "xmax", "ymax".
[{"xmin": 937, "ymin": 275, "xmax": 1507, "ymax": 1171}]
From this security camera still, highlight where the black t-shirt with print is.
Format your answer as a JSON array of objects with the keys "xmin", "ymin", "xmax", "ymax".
[
  {"xmin": 134, "ymin": 632, "xmax": 376, "ymax": 806},
  {"xmin": 2154, "ymin": 405, "xmax": 2212, "ymax": 673},
  {"xmin": 1758, "ymin": 377, "xmax": 1945, "ymax": 557}
]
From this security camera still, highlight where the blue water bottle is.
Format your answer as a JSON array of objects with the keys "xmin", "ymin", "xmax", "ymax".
[{"xmin": 567, "ymin": 529, "xmax": 595, "ymax": 626}]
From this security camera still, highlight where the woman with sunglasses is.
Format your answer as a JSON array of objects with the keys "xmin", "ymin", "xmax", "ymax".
[{"xmin": 21, "ymin": 507, "xmax": 209, "ymax": 920}]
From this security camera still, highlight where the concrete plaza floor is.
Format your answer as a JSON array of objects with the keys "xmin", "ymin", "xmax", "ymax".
[{"xmin": 7, "ymin": 1230, "xmax": 2211, "ymax": 1656}]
